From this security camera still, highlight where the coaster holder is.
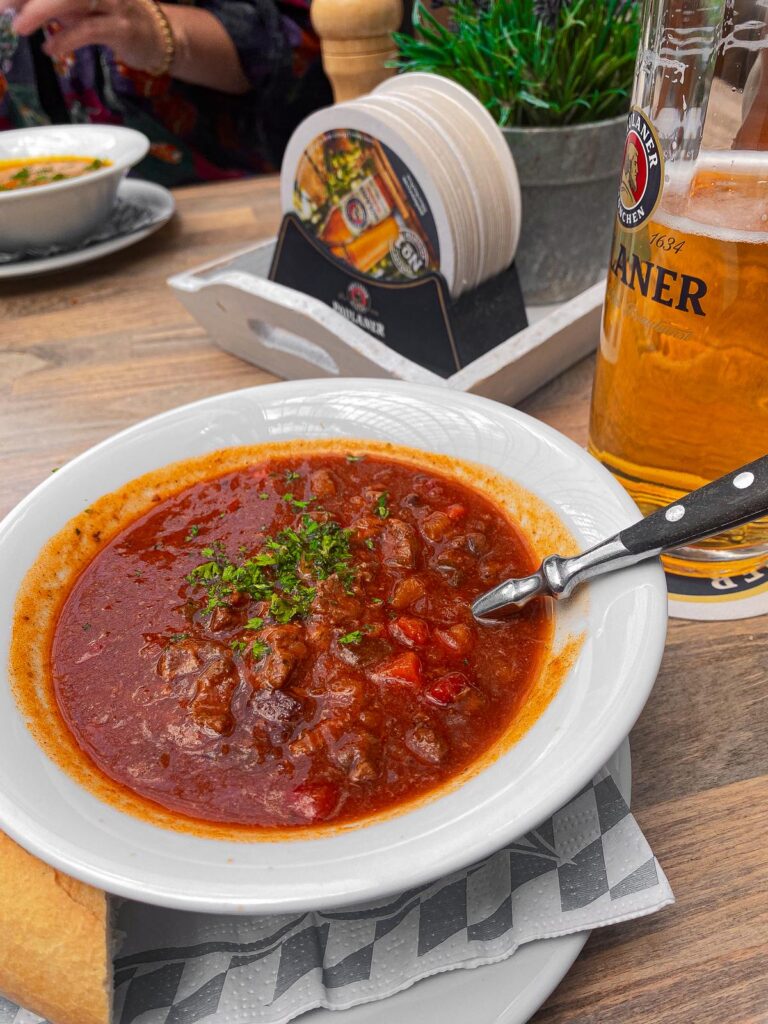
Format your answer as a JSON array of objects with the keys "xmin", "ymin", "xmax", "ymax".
[{"xmin": 169, "ymin": 233, "xmax": 605, "ymax": 406}]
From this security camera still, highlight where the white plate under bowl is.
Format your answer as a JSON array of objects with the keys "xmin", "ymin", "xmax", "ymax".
[
  {"xmin": 0, "ymin": 380, "xmax": 667, "ymax": 914},
  {"xmin": 0, "ymin": 178, "xmax": 175, "ymax": 280}
]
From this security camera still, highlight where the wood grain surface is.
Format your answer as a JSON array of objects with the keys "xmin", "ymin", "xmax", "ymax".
[{"xmin": 2, "ymin": 177, "xmax": 767, "ymax": 1024}]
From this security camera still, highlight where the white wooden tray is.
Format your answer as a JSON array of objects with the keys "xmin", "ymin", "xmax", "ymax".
[{"xmin": 168, "ymin": 240, "xmax": 604, "ymax": 405}]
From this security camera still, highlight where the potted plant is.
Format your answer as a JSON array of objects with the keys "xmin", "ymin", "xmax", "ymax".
[{"xmin": 394, "ymin": 0, "xmax": 641, "ymax": 303}]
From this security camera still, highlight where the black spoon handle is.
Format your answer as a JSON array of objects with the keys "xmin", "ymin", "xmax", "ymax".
[
  {"xmin": 618, "ymin": 454, "xmax": 768, "ymax": 556},
  {"xmin": 472, "ymin": 454, "xmax": 768, "ymax": 618}
]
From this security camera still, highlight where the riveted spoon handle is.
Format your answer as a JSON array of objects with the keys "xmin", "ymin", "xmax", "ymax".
[{"xmin": 617, "ymin": 454, "xmax": 768, "ymax": 557}]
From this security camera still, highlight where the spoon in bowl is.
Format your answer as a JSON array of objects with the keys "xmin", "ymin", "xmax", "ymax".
[{"xmin": 472, "ymin": 453, "xmax": 768, "ymax": 620}]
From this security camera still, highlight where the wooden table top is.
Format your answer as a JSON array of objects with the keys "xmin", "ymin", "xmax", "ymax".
[{"xmin": 3, "ymin": 177, "xmax": 767, "ymax": 1024}]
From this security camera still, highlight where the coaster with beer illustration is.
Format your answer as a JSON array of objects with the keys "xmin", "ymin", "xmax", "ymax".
[
  {"xmin": 284, "ymin": 119, "xmax": 450, "ymax": 292},
  {"xmin": 280, "ymin": 72, "xmax": 522, "ymax": 299},
  {"xmin": 666, "ymin": 561, "xmax": 768, "ymax": 621},
  {"xmin": 273, "ymin": 72, "xmax": 528, "ymax": 376}
]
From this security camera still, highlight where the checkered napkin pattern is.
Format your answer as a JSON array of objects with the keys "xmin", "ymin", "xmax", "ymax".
[
  {"xmin": 5, "ymin": 765, "xmax": 673, "ymax": 1024},
  {"xmin": 0, "ymin": 196, "xmax": 163, "ymax": 264}
]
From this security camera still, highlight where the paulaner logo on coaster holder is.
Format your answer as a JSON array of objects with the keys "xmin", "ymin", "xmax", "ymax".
[{"xmin": 270, "ymin": 73, "xmax": 528, "ymax": 378}]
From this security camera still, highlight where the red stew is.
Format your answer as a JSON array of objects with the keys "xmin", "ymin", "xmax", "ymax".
[{"xmin": 52, "ymin": 454, "xmax": 548, "ymax": 828}]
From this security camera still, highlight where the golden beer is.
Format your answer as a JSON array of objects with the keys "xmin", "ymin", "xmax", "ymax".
[{"xmin": 589, "ymin": 156, "xmax": 768, "ymax": 576}]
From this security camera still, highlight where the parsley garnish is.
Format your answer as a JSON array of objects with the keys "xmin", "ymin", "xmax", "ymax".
[
  {"xmin": 364, "ymin": 537, "xmax": 375, "ymax": 550},
  {"xmin": 284, "ymin": 469, "xmax": 301, "ymax": 483},
  {"xmin": 231, "ymin": 639, "xmax": 248, "ymax": 654},
  {"xmin": 185, "ymin": 524, "xmax": 200, "ymax": 541},
  {"xmin": 346, "ymin": 454, "xmax": 364, "ymax": 462},
  {"xmin": 186, "ymin": 513, "xmax": 356, "ymax": 622},
  {"xmin": 245, "ymin": 616, "xmax": 264, "ymax": 630},
  {"xmin": 282, "ymin": 493, "xmax": 313, "ymax": 510},
  {"xmin": 170, "ymin": 632, "xmax": 190, "ymax": 643},
  {"xmin": 12, "ymin": 167, "xmax": 30, "ymax": 182},
  {"xmin": 258, "ymin": 492, "xmax": 270, "ymax": 501},
  {"xmin": 373, "ymin": 492, "xmax": 390, "ymax": 519},
  {"xmin": 251, "ymin": 640, "xmax": 270, "ymax": 659},
  {"xmin": 338, "ymin": 630, "xmax": 364, "ymax": 645},
  {"xmin": 87, "ymin": 159, "xmax": 105, "ymax": 171},
  {"xmin": 371, "ymin": 597, "xmax": 383, "ymax": 605}
]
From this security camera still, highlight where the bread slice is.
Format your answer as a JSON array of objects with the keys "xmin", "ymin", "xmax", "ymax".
[{"xmin": 0, "ymin": 830, "xmax": 110, "ymax": 1024}]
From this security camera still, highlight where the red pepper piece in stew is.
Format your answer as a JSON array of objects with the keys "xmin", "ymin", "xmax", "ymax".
[{"xmin": 426, "ymin": 672, "xmax": 471, "ymax": 706}]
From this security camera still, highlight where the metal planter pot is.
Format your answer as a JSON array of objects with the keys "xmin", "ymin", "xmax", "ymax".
[{"xmin": 503, "ymin": 115, "xmax": 626, "ymax": 305}]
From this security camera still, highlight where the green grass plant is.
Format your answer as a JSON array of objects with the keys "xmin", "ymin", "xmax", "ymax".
[{"xmin": 393, "ymin": 0, "xmax": 641, "ymax": 127}]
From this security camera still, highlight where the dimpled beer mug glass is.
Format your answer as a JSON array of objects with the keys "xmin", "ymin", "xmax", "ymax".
[{"xmin": 589, "ymin": 0, "xmax": 768, "ymax": 577}]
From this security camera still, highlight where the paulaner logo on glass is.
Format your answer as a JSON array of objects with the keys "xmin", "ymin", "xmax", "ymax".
[{"xmin": 617, "ymin": 108, "xmax": 663, "ymax": 229}]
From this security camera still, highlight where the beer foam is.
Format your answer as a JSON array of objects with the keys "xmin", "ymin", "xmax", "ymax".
[{"xmin": 659, "ymin": 151, "xmax": 768, "ymax": 243}]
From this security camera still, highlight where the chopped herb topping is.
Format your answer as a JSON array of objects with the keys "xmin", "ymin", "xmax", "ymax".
[
  {"xmin": 185, "ymin": 524, "xmax": 200, "ymax": 541},
  {"xmin": 258, "ymin": 492, "xmax": 270, "ymax": 501},
  {"xmin": 187, "ymin": 512, "xmax": 356, "ymax": 622},
  {"xmin": 231, "ymin": 639, "xmax": 248, "ymax": 654},
  {"xmin": 12, "ymin": 167, "xmax": 30, "ymax": 182},
  {"xmin": 245, "ymin": 617, "xmax": 264, "ymax": 630},
  {"xmin": 338, "ymin": 630, "xmax": 364, "ymax": 645},
  {"xmin": 282, "ymin": 493, "xmax": 314, "ymax": 510},
  {"xmin": 371, "ymin": 597, "xmax": 383, "ymax": 605},
  {"xmin": 364, "ymin": 537, "xmax": 375, "ymax": 550},
  {"xmin": 284, "ymin": 469, "xmax": 301, "ymax": 483},
  {"xmin": 346, "ymin": 454, "xmax": 364, "ymax": 462},
  {"xmin": 87, "ymin": 158, "xmax": 105, "ymax": 171},
  {"xmin": 251, "ymin": 639, "xmax": 270, "ymax": 659},
  {"xmin": 169, "ymin": 632, "xmax": 190, "ymax": 643},
  {"xmin": 373, "ymin": 492, "xmax": 390, "ymax": 519}
]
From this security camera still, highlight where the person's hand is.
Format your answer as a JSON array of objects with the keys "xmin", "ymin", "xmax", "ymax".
[{"xmin": 1, "ymin": 0, "xmax": 167, "ymax": 72}]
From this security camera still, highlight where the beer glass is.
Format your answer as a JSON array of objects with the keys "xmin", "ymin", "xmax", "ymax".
[{"xmin": 589, "ymin": 0, "xmax": 768, "ymax": 577}]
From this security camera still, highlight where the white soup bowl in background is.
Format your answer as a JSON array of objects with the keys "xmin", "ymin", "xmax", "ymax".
[{"xmin": 0, "ymin": 123, "xmax": 149, "ymax": 251}]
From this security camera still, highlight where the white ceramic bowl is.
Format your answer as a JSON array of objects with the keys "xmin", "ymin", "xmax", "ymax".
[
  {"xmin": 0, "ymin": 124, "xmax": 149, "ymax": 250},
  {"xmin": 0, "ymin": 380, "xmax": 667, "ymax": 913}
]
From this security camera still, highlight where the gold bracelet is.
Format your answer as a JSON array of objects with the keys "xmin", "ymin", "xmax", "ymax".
[{"xmin": 134, "ymin": 0, "xmax": 176, "ymax": 77}]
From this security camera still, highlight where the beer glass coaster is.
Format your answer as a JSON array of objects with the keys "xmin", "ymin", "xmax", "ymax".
[{"xmin": 666, "ymin": 561, "xmax": 768, "ymax": 621}]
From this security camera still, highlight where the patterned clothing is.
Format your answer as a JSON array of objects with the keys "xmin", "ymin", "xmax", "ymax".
[{"xmin": 0, "ymin": 0, "xmax": 332, "ymax": 185}]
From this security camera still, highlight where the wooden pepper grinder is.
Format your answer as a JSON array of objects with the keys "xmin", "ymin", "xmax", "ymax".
[{"xmin": 311, "ymin": 0, "xmax": 404, "ymax": 103}]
